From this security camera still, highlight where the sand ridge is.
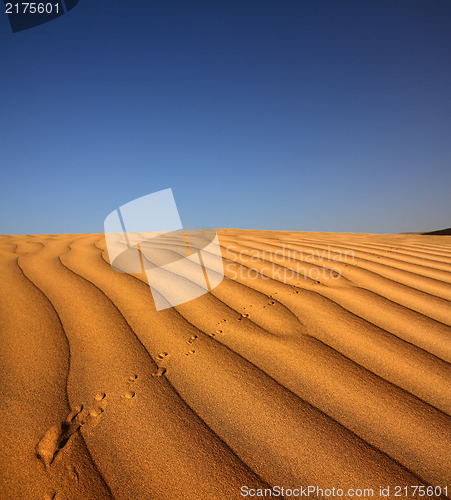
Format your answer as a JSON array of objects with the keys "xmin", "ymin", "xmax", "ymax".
[{"xmin": 0, "ymin": 230, "xmax": 450, "ymax": 499}]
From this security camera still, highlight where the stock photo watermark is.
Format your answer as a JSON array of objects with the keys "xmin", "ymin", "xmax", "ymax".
[
  {"xmin": 104, "ymin": 188, "xmax": 354, "ymax": 310},
  {"xmin": 104, "ymin": 188, "xmax": 224, "ymax": 311},
  {"xmin": 240, "ymin": 484, "xmax": 448, "ymax": 498},
  {"xmin": 225, "ymin": 244, "xmax": 355, "ymax": 282},
  {"xmin": 4, "ymin": 0, "xmax": 80, "ymax": 32}
]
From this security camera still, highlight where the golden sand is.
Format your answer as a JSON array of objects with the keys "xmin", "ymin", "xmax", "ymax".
[{"xmin": 0, "ymin": 230, "xmax": 450, "ymax": 499}]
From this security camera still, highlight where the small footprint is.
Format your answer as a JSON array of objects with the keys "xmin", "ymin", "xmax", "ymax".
[
  {"xmin": 185, "ymin": 350, "xmax": 196, "ymax": 356},
  {"xmin": 66, "ymin": 465, "xmax": 79, "ymax": 483},
  {"xmin": 129, "ymin": 374, "xmax": 138, "ymax": 381},
  {"xmin": 124, "ymin": 390, "xmax": 135, "ymax": 399},
  {"xmin": 152, "ymin": 367, "xmax": 167, "ymax": 377},
  {"xmin": 187, "ymin": 335, "xmax": 198, "ymax": 344},
  {"xmin": 157, "ymin": 352, "xmax": 168, "ymax": 360},
  {"xmin": 90, "ymin": 393, "xmax": 107, "ymax": 420},
  {"xmin": 94, "ymin": 392, "xmax": 106, "ymax": 402},
  {"xmin": 89, "ymin": 407, "xmax": 104, "ymax": 417},
  {"xmin": 36, "ymin": 405, "xmax": 84, "ymax": 468}
]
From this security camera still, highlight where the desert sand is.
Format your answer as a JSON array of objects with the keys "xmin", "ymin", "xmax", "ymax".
[{"xmin": 0, "ymin": 230, "xmax": 450, "ymax": 500}]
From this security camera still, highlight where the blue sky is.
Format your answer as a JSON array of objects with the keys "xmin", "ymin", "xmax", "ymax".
[{"xmin": 1, "ymin": 0, "xmax": 450, "ymax": 234}]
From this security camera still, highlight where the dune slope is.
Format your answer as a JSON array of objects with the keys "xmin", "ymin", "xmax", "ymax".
[{"xmin": 0, "ymin": 230, "xmax": 450, "ymax": 500}]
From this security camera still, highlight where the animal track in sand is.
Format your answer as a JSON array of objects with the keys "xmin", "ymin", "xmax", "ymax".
[
  {"xmin": 36, "ymin": 405, "xmax": 84, "ymax": 468},
  {"xmin": 185, "ymin": 349, "xmax": 196, "ymax": 356},
  {"xmin": 35, "ymin": 389, "xmax": 111, "ymax": 470},
  {"xmin": 129, "ymin": 374, "xmax": 138, "ymax": 381},
  {"xmin": 157, "ymin": 352, "xmax": 169, "ymax": 360},
  {"xmin": 66, "ymin": 464, "xmax": 79, "ymax": 483},
  {"xmin": 152, "ymin": 367, "xmax": 167, "ymax": 377},
  {"xmin": 123, "ymin": 390, "xmax": 135, "ymax": 399},
  {"xmin": 89, "ymin": 407, "xmax": 104, "ymax": 417},
  {"xmin": 94, "ymin": 392, "xmax": 106, "ymax": 401},
  {"xmin": 187, "ymin": 334, "xmax": 198, "ymax": 344}
]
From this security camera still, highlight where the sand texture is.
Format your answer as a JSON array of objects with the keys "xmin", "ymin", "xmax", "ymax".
[{"xmin": 0, "ymin": 230, "xmax": 450, "ymax": 500}]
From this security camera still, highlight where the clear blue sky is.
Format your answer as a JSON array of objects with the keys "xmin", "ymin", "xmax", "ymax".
[{"xmin": 1, "ymin": 0, "xmax": 450, "ymax": 235}]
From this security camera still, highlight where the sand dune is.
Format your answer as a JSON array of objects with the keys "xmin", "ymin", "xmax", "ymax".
[
  {"xmin": 0, "ymin": 230, "xmax": 450, "ymax": 499},
  {"xmin": 422, "ymin": 228, "xmax": 451, "ymax": 236}
]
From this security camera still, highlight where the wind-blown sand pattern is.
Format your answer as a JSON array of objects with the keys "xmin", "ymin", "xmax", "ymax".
[{"xmin": 0, "ymin": 230, "xmax": 450, "ymax": 499}]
